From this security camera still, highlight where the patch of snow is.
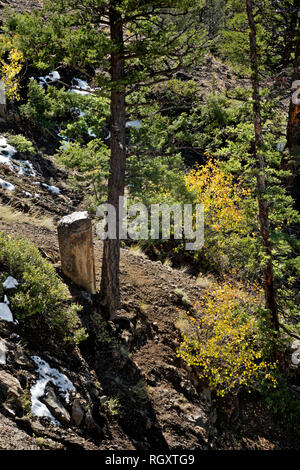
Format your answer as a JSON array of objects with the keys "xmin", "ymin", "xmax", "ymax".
[
  {"xmin": 0, "ymin": 296, "xmax": 14, "ymax": 323},
  {"xmin": 17, "ymin": 160, "xmax": 36, "ymax": 177},
  {"xmin": 59, "ymin": 211, "xmax": 88, "ymax": 225},
  {"xmin": 126, "ymin": 120, "xmax": 142, "ymax": 129},
  {"xmin": 0, "ymin": 136, "xmax": 37, "ymax": 178},
  {"xmin": 0, "ymin": 339, "xmax": 6, "ymax": 365},
  {"xmin": 3, "ymin": 276, "xmax": 19, "ymax": 289},
  {"xmin": 0, "ymin": 137, "xmax": 17, "ymax": 158},
  {"xmin": 34, "ymin": 193, "xmax": 40, "ymax": 199},
  {"xmin": 57, "ymin": 133, "xmax": 71, "ymax": 150},
  {"xmin": 69, "ymin": 78, "xmax": 94, "ymax": 96},
  {"xmin": 39, "ymin": 71, "xmax": 61, "ymax": 87},
  {"xmin": 30, "ymin": 376, "xmax": 58, "ymax": 423},
  {"xmin": 69, "ymin": 88, "xmax": 90, "ymax": 96},
  {"xmin": 276, "ymin": 142, "xmax": 285, "ymax": 152},
  {"xmin": 0, "ymin": 154, "xmax": 14, "ymax": 170},
  {"xmin": 0, "ymin": 178, "xmax": 15, "ymax": 191},
  {"xmin": 60, "ymin": 140, "xmax": 71, "ymax": 151},
  {"xmin": 41, "ymin": 183, "xmax": 61, "ymax": 195},
  {"xmin": 30, "ymin": 356, "xmax": 75, "ymax": 425},
  {"xmin": 88, "ymin": 129, "xmax": 96, "ymax": 138},
  {"xmin": 73, "ymin": 78, "xmax": 89, "ymax": 89},
  {"xmin": 22, "ymin": 191, "xmax": 33, "ymax": 198},
  {"xmin": 103, "ymin": 121, "xmax": 141, "ymax": 140}
]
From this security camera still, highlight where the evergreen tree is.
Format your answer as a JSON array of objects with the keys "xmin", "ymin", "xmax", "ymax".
[
  {"xmin": 7, "ymin": 0, "xmax": 204, "ymax": 317},
  {"xmin": 245, "ymin": 0, "xmax": 279, "ymax": 334}
]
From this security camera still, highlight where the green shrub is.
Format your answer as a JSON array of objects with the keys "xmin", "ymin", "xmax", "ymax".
[
  {"xmin": 7, "ymin": 134, "xmax": 35, "ymax": 155},
  {"xmin": 260, "ymin": 375, "xmax": 300, "ymax": 437},
  {"xmin": 56, "ymin": 139, "xmax": 110, "ymax": 203},
  {"xmin": 0, "ymin": 232, "xmax": 87, "ymax": 344},
  {"xmin": 19, "ymin": 79, "xmax": 110, "ymax": 142}
]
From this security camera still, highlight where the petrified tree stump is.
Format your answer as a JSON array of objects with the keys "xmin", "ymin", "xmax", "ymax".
[{"xmin": 58, "ymin": 211, "xmax": 96, "ymax": 294}]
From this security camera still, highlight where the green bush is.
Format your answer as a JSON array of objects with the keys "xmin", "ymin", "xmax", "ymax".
[
  {"xmin": 7, "ymin": 134, "xmax": 35, "ymax": 155},
  {"xmin": 19, "ymin": 79, "xmax": 110, "ymax": 142},
  {"xmin": 0, "ymin": 232, "xmax": 87, "ymax": 345},
  {"xmin": 56, "ymin": 139, "xmax": 110, "ymax": 203},
  {"xmin": 260, "ymin": 375, "xmax": 300, "ymax": 437}
]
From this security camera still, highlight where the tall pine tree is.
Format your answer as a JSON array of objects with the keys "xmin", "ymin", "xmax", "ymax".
[{"xmin": 9, "ymin": 0, "xmax": 203, "ymax": 317}]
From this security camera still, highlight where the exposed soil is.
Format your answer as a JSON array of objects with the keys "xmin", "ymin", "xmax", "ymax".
[{"xmin": 0, "ymin": 0, "xmax": 42, "ymax": 14}]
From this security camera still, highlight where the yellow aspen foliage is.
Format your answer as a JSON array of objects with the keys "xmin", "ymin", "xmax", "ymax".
[
  {"xmin": 185, "ymin": 158, "xmax": 249, "ymax": 235},
  {"xmin": 177, "ymin": 283, "xmax": 278, "ymax": 397},
  {"xmin": 0, "ymin": 36, "xmax": 24, "ymax": 101},
  {"xmin": 184, "ymin": 158, "xmax": 253, "ymax": 270}
]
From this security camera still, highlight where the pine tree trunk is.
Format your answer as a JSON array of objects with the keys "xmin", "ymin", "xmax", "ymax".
[
  {"xmin": 245, "ymin": 0, "xmax": 279, "ymax": 332},
  {"xmin": 100, "ymin": 3, "xmax": 126, "ymax": 318}
]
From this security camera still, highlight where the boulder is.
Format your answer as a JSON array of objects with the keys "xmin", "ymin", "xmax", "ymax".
[
  {"xmin": 71, "ymin": 398, "xmax": 85, "ymax": 427},
  {"xmin": 40, "ymin": 384, "xmax": 70, "ymax": 424},
  {"xmin": 84, "ymin": 408, "xmax": 102, "ymax": 436},
  {"xmin": 0, "ymin": 370, "xmax": 23, "ymax": 398},
  {"xmin": 0, "ymin": 370, "xmax": 23, "ymax": 414}
]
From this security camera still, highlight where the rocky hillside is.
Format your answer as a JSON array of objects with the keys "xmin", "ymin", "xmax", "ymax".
[
  {"xmin": 0, "ymin": 0, "xmax": 299, "ymax": 453},
  {"xmin": 0, "ymin": 203, "xmax": 299, "ymax": 450}
]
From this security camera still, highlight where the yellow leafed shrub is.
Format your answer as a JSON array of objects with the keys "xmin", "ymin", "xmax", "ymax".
[
  {"xmin": 185, "ymin": 158, "xmax": 253, "ymax": 271},
  {"xmin": 185, "ymin": 158, "xmax": 248, "ymax": 234},
  {"xmin": 177, "ymin": 283, "xmax": 277, "ymax": 397},
  {"xmin": 0, "ymin": 36, "xmax": 24, "ymax": 101}
]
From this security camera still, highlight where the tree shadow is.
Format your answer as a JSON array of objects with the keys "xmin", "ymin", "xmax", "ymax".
[
  {"xmin": 80, "ymin": 308, "xmax": 170, "ymax": 451},
  {"xmin": 57, "ymin": 273, "xmax": 169, "ymax": 450}
]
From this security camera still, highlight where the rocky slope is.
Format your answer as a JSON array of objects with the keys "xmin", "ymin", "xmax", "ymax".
[
  {"xmin": 0, "ymin": 0, "xmax": 299, "ymax": 451},
  {"xmin": 0, "ymin": 211, "xmax": 299, "ymax": 450}
]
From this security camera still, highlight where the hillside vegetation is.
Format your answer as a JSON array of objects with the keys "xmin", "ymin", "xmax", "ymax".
[{"xmin": 0, "ymin": 0, "xmax": 299, "ymax": 452}]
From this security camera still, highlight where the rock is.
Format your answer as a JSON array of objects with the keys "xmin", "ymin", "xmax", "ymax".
[
  {"xmin": 291, "ymin": 340, "xmax": 300, "ymax": 350},
  {"xmin": 40, "ymin": 384, "xmax": 70, "ymax": 424},
  {"xmin": 292, "ymin": 350, "xmax": 300, "ymax": 366},
  {"xmin": 0, "ymin": 370, "xmax": 23, "ymax": 413},
  {"xmin": 200, "ymin": 387, "xmax": 211, "ymax": 404},
  {"xmin": 71, "ymin": 398, "xmax": 85, "ymax": 427},
  {"xmin": 85, "ymin": 408, "xmax": 101, "ymax": 435},
  {"xmin": 86, "ymin": 381, "xmax": 101, "ymax": 399},
  {"xmin": 0, "ymin": 370, "xmax": 23, "ymax": 398},
  {"xmin": 15, "ymin": 349, "xmax": 35, "ymax": 369},
  {"xmin": 15, "ymin": 416, "xmax": 45, "ymax": 435},
  {"xmin": 57, "ymin": 211, "xmax": 96, "ymax": 294},
  {"xmin": 121, "ymin": 330, "xmax": 133, "ymax": 343}
]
